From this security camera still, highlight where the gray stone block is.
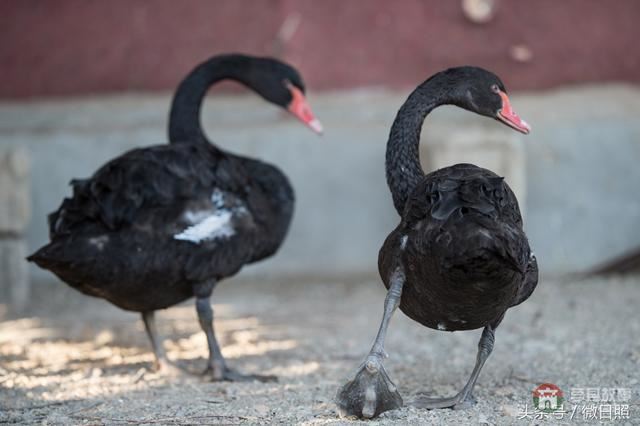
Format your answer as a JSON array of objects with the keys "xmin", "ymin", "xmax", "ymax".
[
  {"xmin": 0, "ymin": 147, "xmax": 31, "ymax": 311},
  {"xmin": 0, "ymin": 147, "xmax": 31, "ymax": 232},
  {"xmin": 0, "ymin": 239, "xmax": 29, "ymax": 311}
]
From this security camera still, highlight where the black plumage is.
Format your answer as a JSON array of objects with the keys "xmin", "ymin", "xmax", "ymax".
[
  {"xmin": 380, "ymin": 164, "xmax": 537, "ymax": 332},
  {"xmin": 337, "ymin": 67, "xmax": 538, "ymax": 418},
  {"xmin": 28, "ymin": 54, "xmax": 320, "ymax": 381}
]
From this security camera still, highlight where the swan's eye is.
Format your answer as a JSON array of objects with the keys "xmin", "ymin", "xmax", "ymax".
[{"xmin": 491, "ymin": 84, "xmax": 500, "ymax": 94}]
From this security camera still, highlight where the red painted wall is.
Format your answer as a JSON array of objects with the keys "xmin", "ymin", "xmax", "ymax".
[{"xmin": 1, "ymin": 0, "xmax": 638, "ymax": 98}]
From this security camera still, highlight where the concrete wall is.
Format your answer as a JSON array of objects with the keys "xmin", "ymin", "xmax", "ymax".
[{"xmin": 1, "ymin": 85, "xmax": 639, "ymax": 280}]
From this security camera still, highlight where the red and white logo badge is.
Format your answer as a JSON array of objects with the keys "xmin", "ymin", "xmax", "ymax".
[{"xmin": 533, "ymin": 383, "xmax": 564, "ymax": 412}]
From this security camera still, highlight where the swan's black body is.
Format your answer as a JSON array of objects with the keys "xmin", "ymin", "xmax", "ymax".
[
  {"xmin": 31, "ymin": 143, "xmax": 293, "ymax": 311},
  {"xmin": 379, "ymin": 163, "xmax": 538, "ymax": 332},
  {"xmin": 28, "ymin": 54, "xmax": 316, "ymax": 380},
  {"xmin": 337, "ymin": 67, "xmax": 538, "ymax": 418}
]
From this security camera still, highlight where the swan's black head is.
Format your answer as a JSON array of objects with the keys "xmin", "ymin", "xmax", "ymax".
[
  {"xmin": 245, "ymin": 56, "xmax": 323, "ymax": 134},
  {"xmin": 442, "ymin": 66, "xmax": 530, "ymax": 134}
]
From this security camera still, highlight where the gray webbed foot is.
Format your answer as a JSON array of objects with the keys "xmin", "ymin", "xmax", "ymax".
[
  {"xmin": 193, "ymin": 284, "xmax": 277, "ymax": 383},
  {"xmin": 413, "ymin": 391, "xmax": 477, "ymax": 410},
  {"xmin": 155, "ymin": 359, "xmax": 188, "ymax": 376},
  {"xmin": 204, "ymin": 365, "xmax": 277, "ymax": 383},
  {"xmin": 412, "ymin": 324, "xmax": 497, "ymax": 411},
  {"xmin": 336, "ymin": 355, "xmax": 403, "ymax": 419}
]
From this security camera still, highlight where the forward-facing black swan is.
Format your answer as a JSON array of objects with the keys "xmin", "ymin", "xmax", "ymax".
[
  {"xmin": 336, "ymin": 66, "xmax": 538, "ymax": 417},
  {"xmin": 28, "ymin": 54, "xmax": 322, "ymax": 381}
]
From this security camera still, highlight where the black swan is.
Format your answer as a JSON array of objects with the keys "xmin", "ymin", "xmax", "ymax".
[
  {"xmin": 28, "ymin": 54, "xmax": 322, "ymax": 381},
  {"xmin": 336, "ymin": 66, "xmax": 538, "ymax": 417}
]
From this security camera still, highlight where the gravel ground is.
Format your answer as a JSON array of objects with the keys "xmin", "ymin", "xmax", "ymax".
[{"xmin": 1, "ymin": 274, "xmax": 639, "ymax": 425}]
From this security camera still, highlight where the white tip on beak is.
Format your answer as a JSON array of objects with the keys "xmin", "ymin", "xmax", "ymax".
[{"xmin": 307, "ymin": 118, "xmax": 324, "ymax": 135}]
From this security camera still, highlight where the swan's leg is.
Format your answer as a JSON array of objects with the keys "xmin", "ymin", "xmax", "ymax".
[
  {"xmin": 413, "ymin": 324, "xmax": 497, "ymax": 410},
  {"xmin": 194, "ymin": 280, "xmax": 276, "ymax": 382},
  {"xmin": 142, "ymin": 310, "xmax": 182, "ymax": 374},
  {"xmin": 336, "ymin": 268, "xmax": 405, "ymax": 419}
]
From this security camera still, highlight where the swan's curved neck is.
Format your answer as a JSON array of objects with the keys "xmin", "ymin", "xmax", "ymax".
[
  {"xmin": 386, "ymin": 79, "xmax": 447, "ymax": 214},
  {"xmin": 168, "ymin": 55, "xmax": 252, "ymax": 145}
]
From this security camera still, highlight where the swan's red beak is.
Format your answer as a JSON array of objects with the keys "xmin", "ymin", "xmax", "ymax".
[
  {"xmin": 497, "ymin": 91, "xmax": 531, "ymax": 134},
  {"xmin": 287, "ymin": 86, "xmax": 323, "ymax": 135}
]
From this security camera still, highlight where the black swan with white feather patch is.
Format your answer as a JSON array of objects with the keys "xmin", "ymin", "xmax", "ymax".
[
  {"xmin": 336, "ymin": 66, "xmax": 538, "ymax": 417},
  {"xmin": 28, "ymin": 54, "xmax": 322, "ymax": 381}
]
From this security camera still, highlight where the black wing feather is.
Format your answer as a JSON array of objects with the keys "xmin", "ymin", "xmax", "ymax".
[{"xmin": 49, "ymin": 143, "xmax": 249, "ymax": 237}]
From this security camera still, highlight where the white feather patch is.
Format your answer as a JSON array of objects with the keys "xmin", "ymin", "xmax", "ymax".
[
  {"xmin": 400, "ymin": 235, "xmax": 408, "ymax": 250},
  {"xmin": 88, "ymin": 235, "xmax": 109, "ymax": 250},
  {"xmin": 211, "ymin": 189, "xmax": 225, "ymax": 207},
  {"xmin": 174, "ymin": 210, "xmax": 234, "ymax": 243}
]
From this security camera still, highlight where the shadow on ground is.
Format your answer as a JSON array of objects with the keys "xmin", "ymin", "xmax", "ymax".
[{"xmin": 1, "ymin": 274, "xmax": 639, "ymax": 424}]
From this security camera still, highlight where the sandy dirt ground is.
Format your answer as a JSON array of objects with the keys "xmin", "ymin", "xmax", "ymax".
[{"xmin": 1, "ymin": 274, "xmax": 639, "ymax": 425}]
